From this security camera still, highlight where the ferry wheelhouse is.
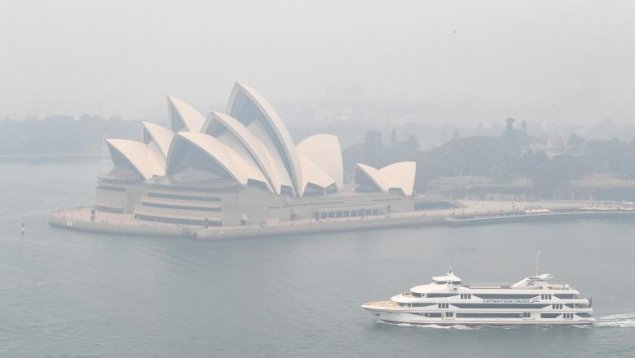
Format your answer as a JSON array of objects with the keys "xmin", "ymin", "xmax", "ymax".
[{"xmin": 362, "ymin": 270, "xmax": 594, "ymax": 326}]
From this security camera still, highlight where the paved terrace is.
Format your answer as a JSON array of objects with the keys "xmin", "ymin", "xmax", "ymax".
[{"xmin": 49, "ymin": 200, "xmax": 635, "ymax": 240}]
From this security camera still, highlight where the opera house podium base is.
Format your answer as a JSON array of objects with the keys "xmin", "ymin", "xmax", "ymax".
[{"xmin": 48, "ymin": 205, "xmax": 447, "ymax": 240}]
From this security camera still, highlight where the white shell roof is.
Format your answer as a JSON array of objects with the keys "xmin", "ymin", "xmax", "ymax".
[
  {"xmin": 167, "ymin": 96, "xmax": 205, "ymax": 132},
  {"xmin": 355, "ymin": 161, "xmax": 417, "ymax": 196},
  {"xmin": 169, "ymin": 132, "xmax": 267, "ymax": 186},
  {"xmin": 203, "ymin": 112, "xmax": 286, "ymax": 194},
  {"xmin": 227, "ymin": 82, "xmax": 304, "ymax": 196},
  {"xmin": 381, "ymin": 161, "xmax": 416, "ymax": 196},
  {"xmin": 355, "ymin": 163, "xmax": 389, "ymax": 191},
  {"xmin": 142, "ymin": 121, "xmax": 174, "ymax": 159},
  {"xmin": 105, "ymin": 83, "xmax": 351, "ymax": 197},
  {"xmin": 246, "ymin": 119, "xmax": 294, "ymax": 191},
  {"xmin": 106, "ymin": 139, "xmax": 165, "ymax": 179},
  {"xmin": 298, "ymin": 154, "xmax": 336, "ymax": 192},
  {"xmin": 297, "ymin": 134, "xmax": 343, "ymax": 189}
]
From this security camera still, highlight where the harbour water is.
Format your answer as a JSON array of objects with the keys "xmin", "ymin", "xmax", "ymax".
[{"xmin": 0, "ymin": 159, "xmax": 634, "ymax": 357}]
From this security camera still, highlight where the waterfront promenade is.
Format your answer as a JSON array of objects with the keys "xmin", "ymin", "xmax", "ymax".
[{"xmin": 49, "ymin": 199, "xmax": 635, "ymax": 240}]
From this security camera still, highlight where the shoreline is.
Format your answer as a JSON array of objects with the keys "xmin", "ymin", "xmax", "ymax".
[
  {"xmin": 445, "ymin": 210, "xmax": 635, "ymax": 226},
  {"xmin": 48, "ymin": 202, "xmax": 635, "ymax": 240}
]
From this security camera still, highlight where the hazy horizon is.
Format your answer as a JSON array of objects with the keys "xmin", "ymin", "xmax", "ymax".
[{"xmin": 1, "ymin": 0, "xmax": 634, "ymax": 124}]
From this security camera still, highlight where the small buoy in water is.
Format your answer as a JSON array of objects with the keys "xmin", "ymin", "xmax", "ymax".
[{"xmin": 21, "ymin": 223, "xmax": 25, "ymax": 237}]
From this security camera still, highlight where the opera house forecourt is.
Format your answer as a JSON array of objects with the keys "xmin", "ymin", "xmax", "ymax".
[{"xmin": 49, "ymin": 82, "xmax": 458, "ymax": 239}]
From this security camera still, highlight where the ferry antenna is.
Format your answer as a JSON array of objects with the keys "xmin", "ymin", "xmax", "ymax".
[{"xmin": 535, "ymin": 250, "xmax": 541, "ymax": 276}]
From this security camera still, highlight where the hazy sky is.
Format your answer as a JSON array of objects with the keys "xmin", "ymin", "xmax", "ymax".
[{"xmin": 1, "ymin": 0, "xmax": 634, "ymax": 123}]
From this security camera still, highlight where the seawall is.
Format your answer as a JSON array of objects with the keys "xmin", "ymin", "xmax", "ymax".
[
  {"xmin": 49, "ymin": 208, "xmax": 198, "ymax": 238},
  {"xmin": 49, "ymin": 203, "xmax": 635, "ymax": 240},
  {"xmin": 195, "ymin": 215, "xmax": 444, "ymax": 240},
  {"xmin": 446, "ymin": 210, "xmax": 635, "ymax": 226}
]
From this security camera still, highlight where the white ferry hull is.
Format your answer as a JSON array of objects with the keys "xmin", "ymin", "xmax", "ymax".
[
  {"xmin": 362, "ymin": 306, "xmax": 596, "ymax": 326},
  {"xmin": 362, "ymin": 270, "xmax": 595, "ymax": 327}
]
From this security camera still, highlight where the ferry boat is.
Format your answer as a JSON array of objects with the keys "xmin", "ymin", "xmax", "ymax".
[{"xmin": 361, "ymin": 269, "xmax": 594, "ymax": 326}]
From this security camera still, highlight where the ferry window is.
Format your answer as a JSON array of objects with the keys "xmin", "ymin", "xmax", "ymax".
[
  {"xmin": 541, "ymin": 313, "xmax": 560, "ymax": 318},
  {"xmin": 412, "ymin": 303, "xmax": 433, "ymax": 307},
  {"xmin": 523, "ymin": 312, "xmax": 530, "ymax": 318},
  {"xmin": 446, "ymin": 312, "xmax": 453, "ymax": 317},
  {"xmin": 540, "ymin": 313, "xmax": 560, "ymax": 318},
  {"xmin": 428, "ymin": 293, "xmax": 458, "ymax": 298},
  {"xmin": 453, "ymin": 303, "xmax": 549, "ymax": 309},
  {"xmin": 478, "ymin": 294, "xmax": 537, "ymax": 299},
  {"xmin": 555, "ymin": 294, "xmax": 576, "ymax": 299},
  {"xmin": 457, "ymin": 313, "xmax": 524, "ymax": 318}
]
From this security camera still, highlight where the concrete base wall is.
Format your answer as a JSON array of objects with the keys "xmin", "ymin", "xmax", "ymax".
[
  {"xmin": 49, "ymin": 208, "xmax": 197, "ymax": 237},
  {"xmin": 49, "ymin": 201, "xmax": 635, "ymax": 241},
  {"xmin": 196, "ymin": 215, "xmax": 444, "ymax": 240}
]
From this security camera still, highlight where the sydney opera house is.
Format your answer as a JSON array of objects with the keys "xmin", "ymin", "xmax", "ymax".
[{"xmin": 53, "ymin": 83, "xmax": 449, "ymax": 237}]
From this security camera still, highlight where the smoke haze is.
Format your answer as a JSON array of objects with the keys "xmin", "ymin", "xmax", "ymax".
[{"xmin": 1, "ymin": 0, "xmax": 634, "ymax": 123}]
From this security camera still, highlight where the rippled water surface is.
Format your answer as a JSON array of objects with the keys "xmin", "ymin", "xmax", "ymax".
[{"xmin": 0, "ymin": 160, "xmax": 634, "ymax": 357}]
